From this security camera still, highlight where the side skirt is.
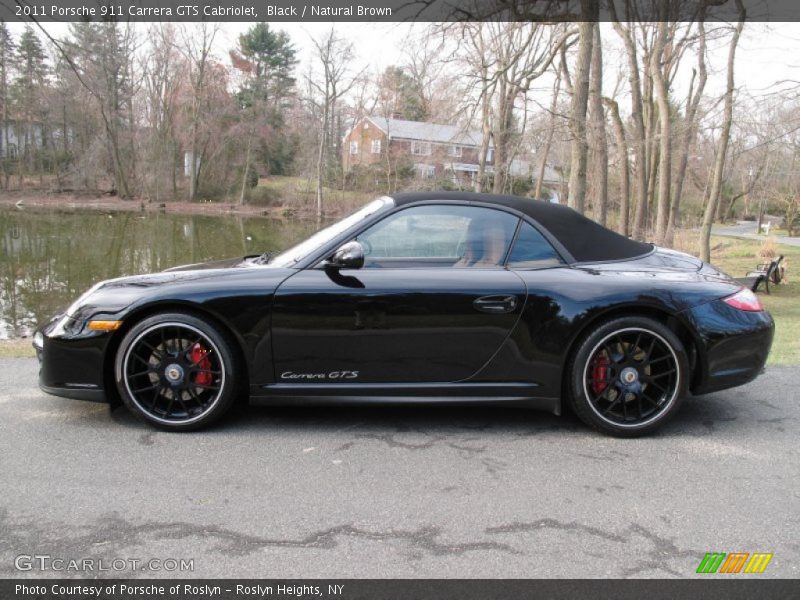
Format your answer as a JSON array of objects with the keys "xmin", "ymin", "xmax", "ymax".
[{"xmin": 249, "ymin": 382, "xmax": 561, "ymax": 415}]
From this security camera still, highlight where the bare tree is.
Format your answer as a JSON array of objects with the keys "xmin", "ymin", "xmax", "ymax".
[
  {"xmin": 178, "ymin": 23, "xmax": 219, "ymax": 201},
  {"xmin": 442, "ymin": 22, "xmax": 573, "ymax": 193},
  {"xmin": 700, "ymin": 0, "xmax": 746, "ymax": 262},
  {"xmin": 666, "ymin": 16, "xmax": 708, "ymax": 246},
  {"xmin": 487, "ymin": 22, "xmax": 571, "ymax": 194},
  {"xmin": 566, "ymin": 19, "xmax": 595, "ymax": 213},
  {"xmin": 308, "ymin": 28, "xmax": 361, "ymax": 218},
  {"xmin": 141, "ymin": 24, "xmax": 182, "ymax": 202},
  {"xmin": 534, "ymin": 67, "xmax": 562, "ymax": 200},
  {"xmin": 588, "ymin": 23, "xmax": 608, "ymax": 225},
  {"xmin": 603, "ymin": 96, "xmax": 630, "ymax": 235},
  {"xmin": 611, "ymin": 5, "xmax": 650, "ymax": 239},
  {"xmin": 651, "ymin": 18, "xmax": 673, "ymax": 243},
  {"xmin": 13, "ymin": 27, "xmax": 48, "ymax": 185},
  {"xmin": 0, "ymin": 23, "xmax": 14, "ymax": 190}
]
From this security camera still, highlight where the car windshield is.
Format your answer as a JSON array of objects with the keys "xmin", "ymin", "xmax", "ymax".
[{"xmin": 267, "ymin": 196, "xmax": 395, "ymax": 267}]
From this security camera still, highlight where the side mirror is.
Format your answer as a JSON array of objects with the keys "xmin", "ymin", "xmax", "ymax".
[{"xmin": 326, "ymin": 241, "xmax": 365, "ymax": 270}]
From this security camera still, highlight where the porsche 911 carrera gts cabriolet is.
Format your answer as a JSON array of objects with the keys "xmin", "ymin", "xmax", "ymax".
[{"xmin": 34, "ymin": 192, "xmax": 774, "ymax": 436}]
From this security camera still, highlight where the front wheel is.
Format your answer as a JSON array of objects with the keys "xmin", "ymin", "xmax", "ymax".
[
  {"xmin": 114, "ymin": 312, "xmax": 239, "ymax": 431},
  {"xmin": 567, "ymin": 317, "xmax": 689, "ymax": 437}
]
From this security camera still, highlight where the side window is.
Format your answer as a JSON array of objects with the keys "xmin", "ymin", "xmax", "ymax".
[
  {"xmin": 357, "ymin": 205, "xmax": 518, "ymax": 268},
  {"xmin": 507, "ymin": 222, "xmax": 563, "ymax": 269}
]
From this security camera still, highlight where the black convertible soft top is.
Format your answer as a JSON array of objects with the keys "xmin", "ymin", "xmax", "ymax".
[{"xmin": 391, "ymin": 191, "xmax": 653, "ymax": 263}]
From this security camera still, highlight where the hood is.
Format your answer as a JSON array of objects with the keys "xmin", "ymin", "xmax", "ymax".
[
  {"xmin": 64, "ymin": 259, "xmax": 290, "ymax": 320},
  {"xmin": 162, "ymin": 255, "xmax": 261, "ymax": 271}
]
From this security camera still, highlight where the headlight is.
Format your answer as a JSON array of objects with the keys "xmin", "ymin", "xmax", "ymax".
[
  {"xmin": 48, "ymin": 314, "xmax": 80, "ymax": 338},
  {"xmin": 65, "ymin": 282, "xmax": 105, "ymax": 317},
  {"xmin": 33, "ymin": 331, "xmax": 44, "ymax": 349}
]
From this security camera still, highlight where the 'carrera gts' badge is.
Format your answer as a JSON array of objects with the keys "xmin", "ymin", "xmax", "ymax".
[{"xmin": 281, "ymin": 371, "xmax": 359, "ymax": 381}]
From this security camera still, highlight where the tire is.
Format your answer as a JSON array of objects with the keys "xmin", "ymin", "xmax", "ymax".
[
  {"xmin": 567, "ymin": 316, "xmax": 689, "ymax": 437},
  {"xmin": 114, "ymin": 311, "xmax": 240, "ymax": 431}
]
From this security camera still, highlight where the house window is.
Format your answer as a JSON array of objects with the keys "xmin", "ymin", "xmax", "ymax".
[
  {"xmin": 414, "ymin": 163, "xmax": 436, "ymax": 179},
  {"xmin": 411, "ymin": 141, "xmax": 432, "ymax": 156},
  {"xmin": 349, "ymin": 141, "xmax": 359, "ymax": 155},
  {"xmin": 486, "ymin": 148, "xmax": 494, "ymax": 163},
  {"xmin": 371, "ymin": 139, "xmax": 381, "ymax": 154},
  {"xmin": 448, "ymin": 145, "xmax": 462, "ymax": 158}
]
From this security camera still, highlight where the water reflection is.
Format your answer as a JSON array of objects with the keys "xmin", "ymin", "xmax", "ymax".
[{"xmin": 0, "ymin": 208, "xmax": 318, "ymax": 338}]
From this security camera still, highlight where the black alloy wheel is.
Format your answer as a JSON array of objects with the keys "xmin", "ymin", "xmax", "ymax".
[
  {"xmin": 115, "ymin": 312, "xmax": 239, "ymax": 431},
  {"xmin": 568, "ymin": 316, "xmax": 688, "ymax": 437}
]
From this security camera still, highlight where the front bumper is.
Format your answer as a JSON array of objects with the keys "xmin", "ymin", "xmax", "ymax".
[
  {"xmin": 35, "ymin": 314, "xmax": 112, "ymax": 403},
  {"xmin": 683, "ymin": 300, "xmax": 775, "ymax": 395}
]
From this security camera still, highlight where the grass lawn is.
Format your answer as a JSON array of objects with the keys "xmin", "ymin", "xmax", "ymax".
[
  {"xmin": 2, "ymin": 233, "xmax": 796, "ymax": 365},
  {"xmin": 0, "ymin": 338, "xmax": 35, "ymax": 359},
  {"xmin": 254, "ymin": 175, "xmax": 372, "ymax": 215},
  {"xmin": 704, "ymin": 235, "xmax": 799, "ymax": 365}
]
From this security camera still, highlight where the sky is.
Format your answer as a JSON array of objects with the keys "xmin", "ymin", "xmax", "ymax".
[
  {"xmin": 8, "ymin": 20, "xmax": 800, "ymax": 115},
  {"xmin": 199, "ymin": 21, "xmax": 800, "ymax": 101}
]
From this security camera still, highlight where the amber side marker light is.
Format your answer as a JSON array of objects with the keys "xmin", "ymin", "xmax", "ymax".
[{"xmin": 87, "ymin": 320, "xmax": 123, "ymax": 331}]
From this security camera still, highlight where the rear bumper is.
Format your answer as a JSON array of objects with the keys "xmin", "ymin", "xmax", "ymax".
[
  {"xmin": 683, "ymin": 300, "xmax": 774, "ymax": 395},
  {"xmin": 35, "ymin": 314, "xmax": 111, "ymax": 403}
]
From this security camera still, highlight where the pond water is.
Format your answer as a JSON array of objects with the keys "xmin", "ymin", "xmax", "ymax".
[{"xmin": 0, "ymin": 208, "xmax": 320, "ymax": 339}]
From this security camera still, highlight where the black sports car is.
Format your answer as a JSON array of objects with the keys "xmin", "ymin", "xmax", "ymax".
[{"xmin": 34, "ymin": 192, "xmax": 774, "ymax": 436}]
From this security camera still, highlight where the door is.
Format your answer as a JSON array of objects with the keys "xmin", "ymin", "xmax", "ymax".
[{"xmin": 271, "ymin": 204, "xmax": 527, "ymax": 384}]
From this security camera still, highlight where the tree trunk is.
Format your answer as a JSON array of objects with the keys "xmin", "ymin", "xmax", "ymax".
[
  {"xmin": 189, "ymin": 103, "xmax": 199, "ymax": 201},
  {"xmin": 604, "ymin": 97, "xmax": 630, "ymax": 236},
  {"xmin": 239, "ymin": 128, "xmax": 253, "ymax": 206},
  {"xmin": 588, "ymin": 24, "xmax": 608, "ymax": 225},
  {"xmin": 652, "ymin": 20, "xmax": 672, "ymax": 244},
  {"xmin": 1, "ymin": 67, "xmax": 8, "ymax": 190},
  {"xmin": 534, "ymin": 72, "xmax": 561, "ymax": 200},
  {"xmin": 612, "ymin": 20, "xmax": 648, "ymax": 239},
  {"xmin": 316, "ymin": 99, "xmax": 329, "ymax": 219},
  {"xmin": 666, "ymin": 19, "xmax": 707, "ymax": 247},
  {"xmin": 492, "ymin": 82, "xmax": 516, "ymax": 195},
  {"xmin": 567, "ymin": 20, "xmax": 594, "ymax": 213},
  {"xmin": 0, "ymin": 28, "xmax": 7, "ymax": 190},
  {"xmin": 700, "ymin": 1, "xmax": 745, "ymax": 262},
  {"xmin": 476, "ymin": 81, "xmax": 493, "ymax": 193}
]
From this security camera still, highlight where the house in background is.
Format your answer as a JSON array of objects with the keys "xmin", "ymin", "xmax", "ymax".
[
  {"xmin": 508, "ymin": 158, "xmax": 566, "ymax": 202},
  {"xmin": 342, "ymin": 116, "xmax": 565, "ymax": 197},
  {"xmin": 342, "ymin": 116, "xmax": 493, "ymax": 187},
  {"xmin": 0, "ymin": 120, "xmax": 43, "ymax": 158},
  {"xmin": 1, "ymin": 119, "xmax": 71, "ymax": 159}
]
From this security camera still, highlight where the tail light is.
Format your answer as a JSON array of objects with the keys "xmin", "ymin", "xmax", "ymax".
[{"xmin": 723, "ymin": 288, "xmax": 763, "ymax": 312}]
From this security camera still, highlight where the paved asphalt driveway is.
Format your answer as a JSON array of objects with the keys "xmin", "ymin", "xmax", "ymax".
[
  {"xmin": 714, "ymin": 222, "xmax": 800, "ymax": 246},
  {"xmin": 0, "ymin": 358, "xmax": 797, "ymax": 579}
]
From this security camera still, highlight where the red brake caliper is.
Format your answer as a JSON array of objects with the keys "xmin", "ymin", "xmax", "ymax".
[
  {"xmin": 190, "ymin": 343, "xmax": 212, "ymax": 386},
  {"xmin": 591, "ymin": 353, "xmax": 609, "ymax": 395}
]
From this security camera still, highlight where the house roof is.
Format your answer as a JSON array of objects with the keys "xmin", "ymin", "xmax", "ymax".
[
  {"xmin": 366, "ymin": 117, "xmax": 487, "ymax": 147},
  {"xmin": 509, "ymin": 159, "xmax": 563, "ymax": 183}
]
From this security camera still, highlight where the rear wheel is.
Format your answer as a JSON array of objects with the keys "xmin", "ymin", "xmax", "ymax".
[
  {"xmin": 567, "ymin": 317, "xmax": 688, "ymax": 437},
  {"xmin": 114, "ymin": 312, "xmax": 239, "ymax": 431}
]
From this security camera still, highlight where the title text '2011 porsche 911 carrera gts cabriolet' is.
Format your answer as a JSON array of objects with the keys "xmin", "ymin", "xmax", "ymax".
[{"xmin": 34, "ymin": 192, "xmax": 774, "ymax": 436}]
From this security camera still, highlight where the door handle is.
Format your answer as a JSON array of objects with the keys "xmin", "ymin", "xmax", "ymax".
[{"xmin": 473, "ymin": 295, "xmax": 518, "ymax": 314}]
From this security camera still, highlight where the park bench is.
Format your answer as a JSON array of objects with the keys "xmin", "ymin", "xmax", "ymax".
[{"xmin": 736, "ymin": 255, "xmax": 784, "ymax": 294}]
